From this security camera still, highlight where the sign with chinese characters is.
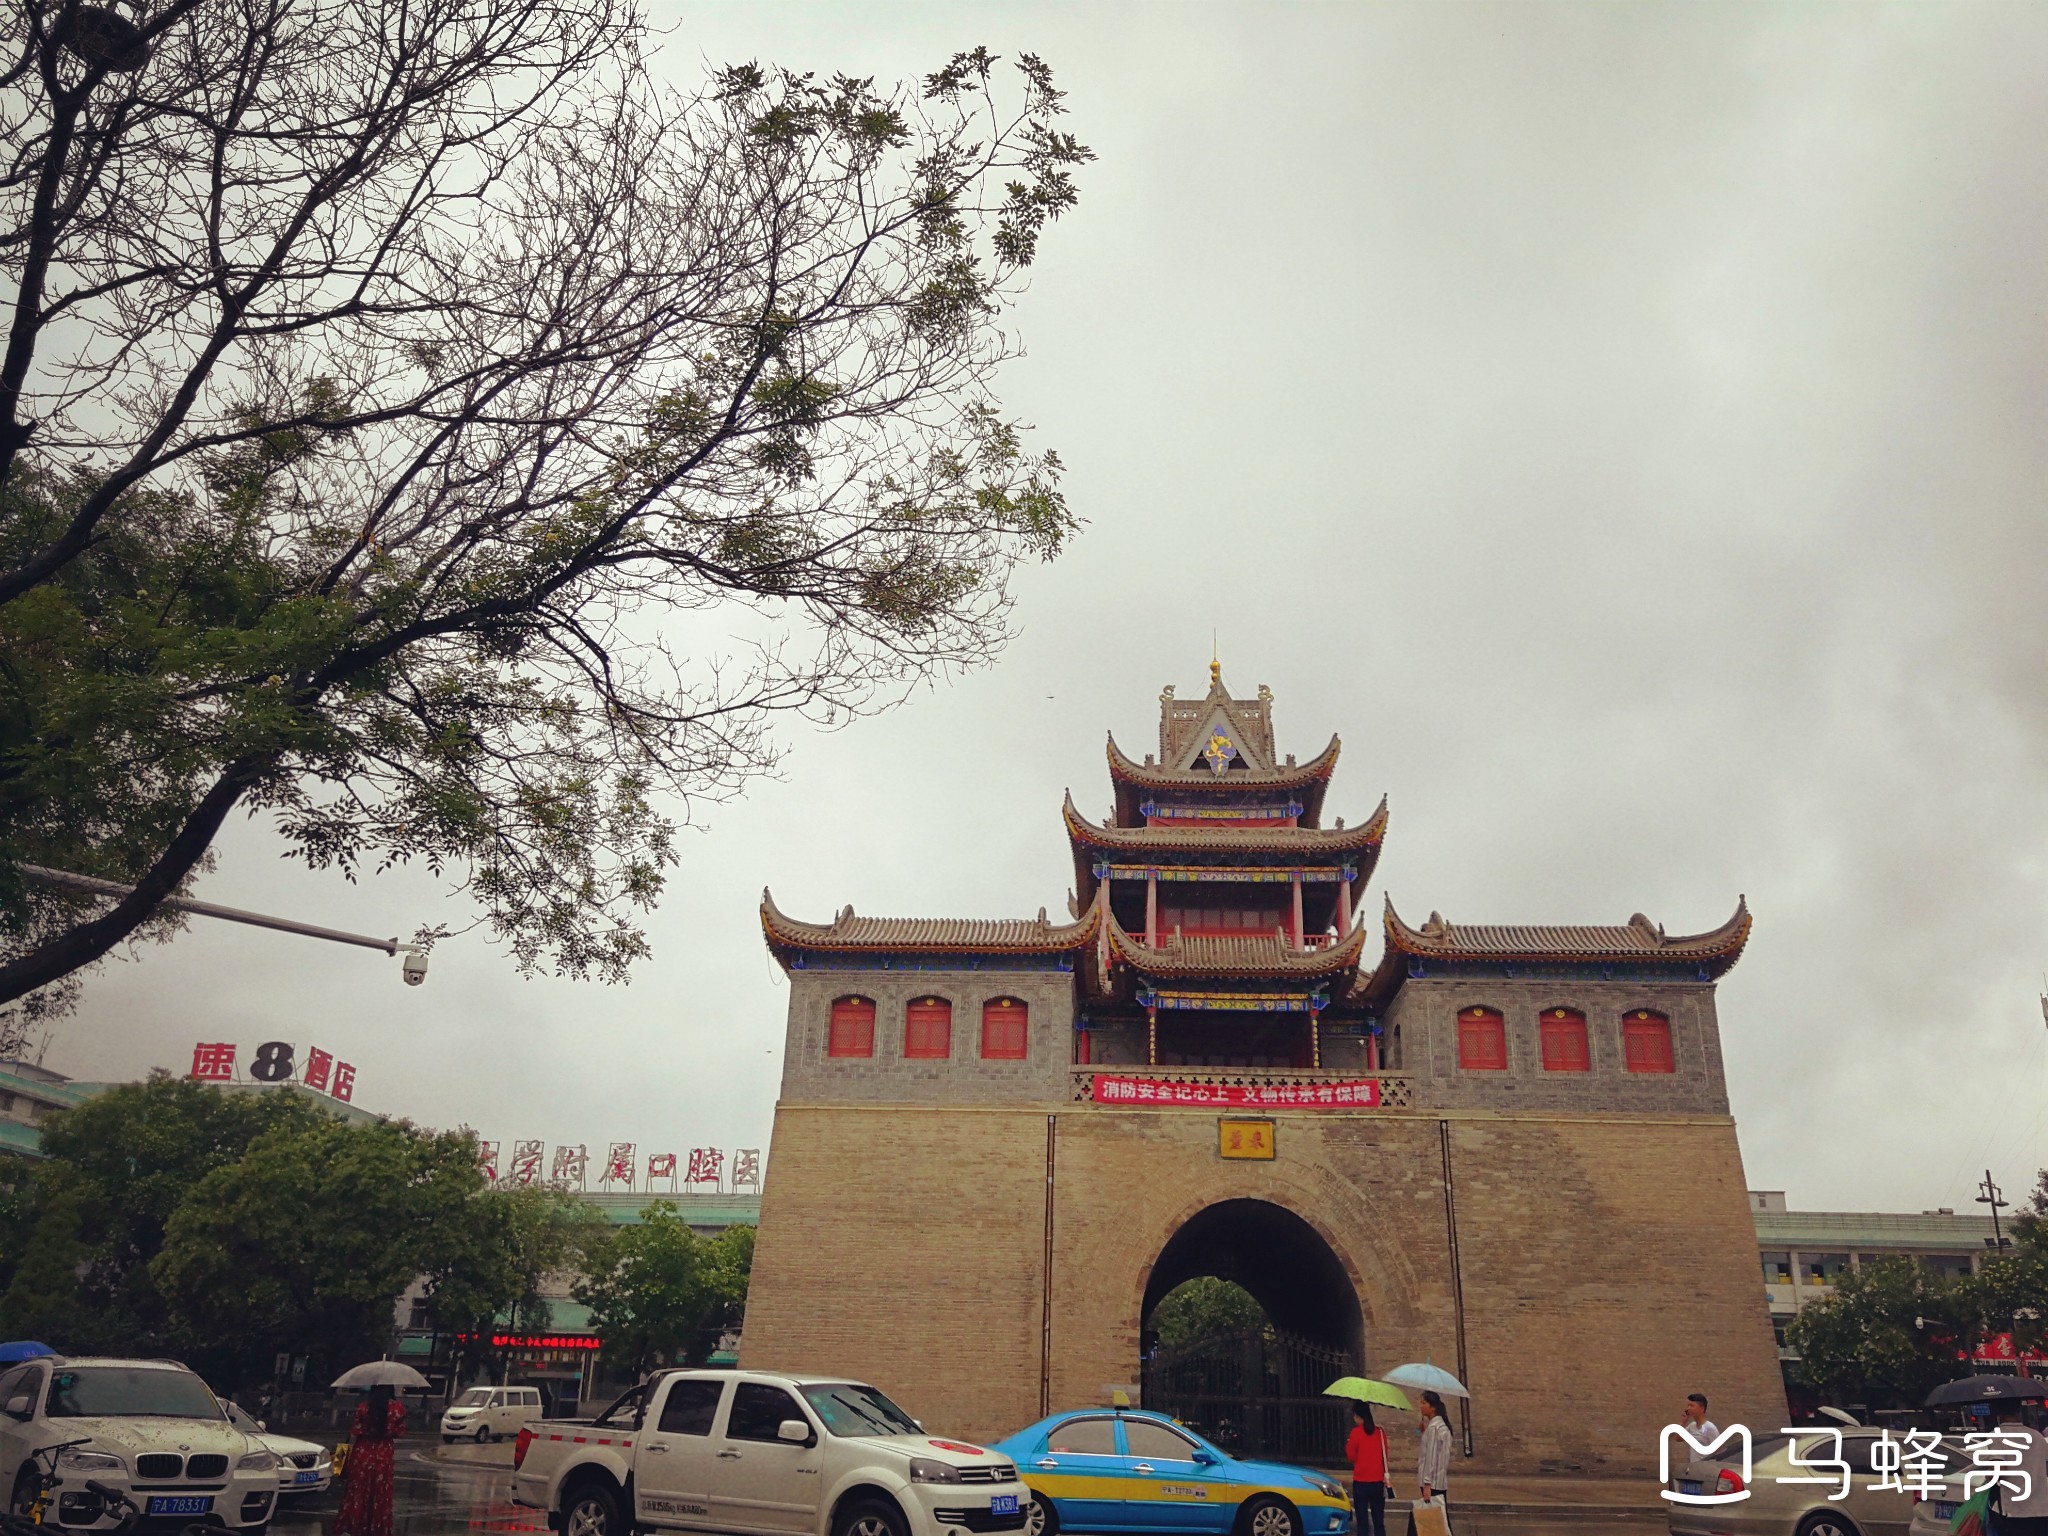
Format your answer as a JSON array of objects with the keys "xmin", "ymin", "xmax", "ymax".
[
  {"xmin": 1091, "ymin": 1075, "xmax": 1381, "ymax": 1109},
  {"xmin": 479, "ymin": 1141, "xmax": 764, "ymax": 1194},
  {"xmin": 189, "ymin": 1041, "xmax": 358, "ymax": 1103},
  {"xmin": 1218, "ymin": 1119, "xmax": 1275, "ymax": 1159}
]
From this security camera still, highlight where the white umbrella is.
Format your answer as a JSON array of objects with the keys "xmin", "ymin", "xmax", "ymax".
[
  {"xmin": 331, "ymin": 1360, "xmax": 430, "ymax": 1390},
  {"xmin": 1381, "ymin": 1362, "xmax": 1470, "ymax": 1399}
]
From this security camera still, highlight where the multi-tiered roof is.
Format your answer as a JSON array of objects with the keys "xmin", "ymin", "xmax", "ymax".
[{"xmin": 1070, "ymin": 664, "xmax": 1384, "ymax": 1066}]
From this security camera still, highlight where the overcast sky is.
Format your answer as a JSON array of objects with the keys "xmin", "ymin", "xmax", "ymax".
[{"xmin": 50, "ymin": 2, "xmax": 2048, "ymax": 1216}]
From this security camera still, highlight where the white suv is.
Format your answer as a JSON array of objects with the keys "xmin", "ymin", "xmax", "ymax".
[
  {"xmin": 0, "ymin": 1356, "xmax": 278, "ymax": 1533},
  {"xmin": 441, "ymin": 1386, "xmax": 543, "ymax": 1443}
]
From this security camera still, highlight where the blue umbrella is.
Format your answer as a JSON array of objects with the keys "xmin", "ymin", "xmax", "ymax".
[
  {"xmin": 0, "ymin": 1342, "xmax": 56, "ymax": 1365},
  {"xmin": 1381, "ymin": 1362, "xmax": 1469, "ymax": 1399}
]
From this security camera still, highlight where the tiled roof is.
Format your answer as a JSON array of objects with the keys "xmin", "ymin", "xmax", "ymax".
[
  {"xmin": 1106, "ymin": 734, "xmax": 1341, "ymax": 791},
  {"xmin": 1106, "ymin": 914, "xmax": 1369, "ymax": 979},
  {"xmin": 762, "ymin": 889, "xmax": 1101, "ymax": 960},
  {"xmin": 1357, "ymin": 897, "xmax": 1751, "ymax": 1006},
  {"xmin": 1380, "ymin": 898, "xmax": 1751, "ymax": 967},
  {"xmin": 1065, "ymin": 792, "xmax": 1388, "ymax": 855}
]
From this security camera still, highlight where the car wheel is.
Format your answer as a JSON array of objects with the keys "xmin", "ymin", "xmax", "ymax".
[
  {"xmin": 562, "ymin": 1482, "xmax": 623, "ymax": 1536},
  {"xmin": 1026, "ymin": 1495, "xmax": 1059, "ymax": 1536},
  {"xmin": 1795, "ymin": 1516, "xmax": 1862, "ymax": 1536},
  {"xmin": 835, "ymin": 1496, "xmax": 909, "ymax": 1536},
  {"xmin": 477, "ymin": 1426, "xmax": 493, "ymax": 1444},
  {"xmin": 1238, "ymin": 1496, "xmax": 1300, "ymax": 1536}
]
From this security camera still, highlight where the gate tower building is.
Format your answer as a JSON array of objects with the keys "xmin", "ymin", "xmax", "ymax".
[{"xmin": 743, "ymin": 669, "xmax": 1785, "ymax": 1476}]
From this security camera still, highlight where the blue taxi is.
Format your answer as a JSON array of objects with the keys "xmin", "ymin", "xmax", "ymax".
[{"xmin": 988, "ymin": 1409, "xmax": 1352, "ymax": 1536}]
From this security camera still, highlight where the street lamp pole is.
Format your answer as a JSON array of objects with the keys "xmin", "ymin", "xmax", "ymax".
[{"xmin": 17, "ymin": 864, "xmax": 429, "ymax": 983}]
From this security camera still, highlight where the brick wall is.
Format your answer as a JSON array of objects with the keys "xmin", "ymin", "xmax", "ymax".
[
  {"xmin": 779, "ymin": 968, "xmax": 1077, "ymax": 1104},
  {"xmin": 1384, "ymin": 977, "xmax": 1730, "ymax": 1115},
  {"xmin": 742, "ymin": 1098, "xmax": 1786, "ymax": 1475}
]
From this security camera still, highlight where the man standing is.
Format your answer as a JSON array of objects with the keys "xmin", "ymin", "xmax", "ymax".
[
  {"xmin": 1680, "ymin": 1394, "xmax": 1720, "ymax": 1445},
  {"xmin": 1413, "ymin": 1391, "xmax": 1453, "ymax": 1531}
]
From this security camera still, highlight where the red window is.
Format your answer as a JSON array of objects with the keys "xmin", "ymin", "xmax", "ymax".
[
  {"xmin": 827, "ymin": 997, "xmax": 875, "ymax": 1058},
  {"xmin": 981, "ymin": 998, "xmax": 1028, "ymax": 1060},
  {"xmin": 1540, "ymin": 1008, "xmax": 1590, "ymax": 1072},
  {"xmin": 905, "ymin": 997, "xmax": 953, "ymax": 1059},
  {"xmin": 1456, "ymin": 1007, "xmax": 1507, "ymax": 1071},
  {"xmin": 1623, "ymin": 1010, "xmax": 1674, "ymax": 1073}
]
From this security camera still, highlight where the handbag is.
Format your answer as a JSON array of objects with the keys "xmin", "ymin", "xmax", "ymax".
[{"xmin": 1405, "ymin": 1496, "xmax": 1451, "ymax": 1536}]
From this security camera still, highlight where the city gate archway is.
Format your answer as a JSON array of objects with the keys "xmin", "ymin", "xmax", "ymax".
[{"xmin": 1140, "ymin": 1199, "xmax": 1362, "ymax": 1463}]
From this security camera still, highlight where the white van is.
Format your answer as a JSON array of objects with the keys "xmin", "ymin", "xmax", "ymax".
[{"xmin": 440, "ymin": 1385, "xmax": 543, "ymax": 1443}]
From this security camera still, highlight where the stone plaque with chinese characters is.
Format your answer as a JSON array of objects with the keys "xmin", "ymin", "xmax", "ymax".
[{"xmin": 1218, "ymin": 1118, "xmax": 1276, "ymax": 1160}]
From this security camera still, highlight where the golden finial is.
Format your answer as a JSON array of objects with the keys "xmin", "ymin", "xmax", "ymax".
[{"xmin": 1210, "ymin": 631, "xmax": 1221, "ymax": 688}]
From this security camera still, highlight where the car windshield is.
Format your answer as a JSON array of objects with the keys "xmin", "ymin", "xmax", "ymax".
[
  {"xmin": 801, "ymin": 1383, "xmax": 920, "ymax": 1438},
  {"xmin": 47, "ymin": 1367, "xmax": 224, "ymax": 1420},
  {"xmin": 454, "ymin": 1390, "xmax": 492, "ymax": 1408}
]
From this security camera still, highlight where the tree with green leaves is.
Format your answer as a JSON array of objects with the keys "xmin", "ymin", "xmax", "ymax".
[
  {"xmin": 1148, "ymin": 1277, "xmax": 1272, "ymax": 1351},
  {"xmin": 0, "ymin": 1073, "xmax": 329, "ymax": 1360},
  {"xmin": 420, "ymin": 1185, "xmax": 610, "ymax": 1387},
  {"xmin": 0, "ymin": 0, "xmax": 1092, "ymax": 1025},
  {"xmin": 575, "ymin": 1204, "xmax": 754, "ymax": 1378},
  {"xmin": 152, "ymin": 1116, "xmax": 498, "ymax": 1388},
  {"xmin": 1784, "ymin": 1255, "xmax": 1986, "ymax": 1408},
  {"xmin": 1, "ymin": 1076, "xmax": 606, "ymax": 1391}
]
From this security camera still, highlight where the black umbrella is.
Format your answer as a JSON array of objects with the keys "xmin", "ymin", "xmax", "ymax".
[{"xmin": 1925, "ymin": 1375, "xmax": 2048, "ymax": 1407}]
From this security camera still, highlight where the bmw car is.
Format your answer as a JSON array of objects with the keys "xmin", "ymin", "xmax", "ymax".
[{"xmin": 988, "ymin": 1409, "xmax": 1351, "ymax": 1536}]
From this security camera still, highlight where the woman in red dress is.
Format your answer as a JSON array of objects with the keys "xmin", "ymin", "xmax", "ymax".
[{"xmin": 333, "ymin": 1385, "xmax": 405, "ymax": 1536}]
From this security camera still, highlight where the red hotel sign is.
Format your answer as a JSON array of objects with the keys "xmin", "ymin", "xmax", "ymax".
[{"xmin": 1090, "ymin": 1075, "xmax": 1381, "ymax": 1109}]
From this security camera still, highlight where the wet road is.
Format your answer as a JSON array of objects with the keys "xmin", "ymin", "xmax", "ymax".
[
  {"xmin": 269, "ymin": 1443, "xmax": 1663, "ymax": 1536},
  {"xmin": 271, "ymin": 1443, "xmax": 541, "ymax": 1536}
]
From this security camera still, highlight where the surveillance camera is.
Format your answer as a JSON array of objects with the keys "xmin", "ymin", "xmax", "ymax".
[{"xmin": 401, "ymin": 950, "xmax": 428, "ymax": 986}]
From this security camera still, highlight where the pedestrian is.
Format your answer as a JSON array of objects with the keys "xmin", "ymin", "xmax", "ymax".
[
  {"xmin": 1344, "ymin": 1402, "xmax": 1389, "ymax": 1536},
  {"xmin": 1411, "ymin": 1390, "xmax": 1453, "ymax": 1534},
  {"xmin": 1679, "ymin": 1393, "xmax": 1719, "ymax": 1445},
  {"xmin": 1985, "ymin": 1400, "xmax": 2048, "ymax": 1535},
  {"xmin": 333, "ymin": 1385, "xmax": 405, "ymax": 1536}
]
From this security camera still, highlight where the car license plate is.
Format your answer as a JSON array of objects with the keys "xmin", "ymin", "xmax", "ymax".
[
  {"xmin": 1935, "ymin": 1503, "xmax": 1958, "ymax": 1520},
  {"xmin": 294, "ymin": 1471, "xmax": 320, "ymax": 1484},
  {"xmin": 1677, "ymin": 1481, "xmax": 1701, "ymax": 1498},
  {"xmin": 148, "ymin": 1497, "xmax": 213, "ymax": 1516},
  {"xmin": 991, "ymin": 1496, "xmax": 1019, "ymax": 1516}
]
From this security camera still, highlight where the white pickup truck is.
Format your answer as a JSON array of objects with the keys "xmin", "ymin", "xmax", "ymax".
[{"xmin": 512, "ymin": 1370, "xmax": 1028, "ymax": 1536}]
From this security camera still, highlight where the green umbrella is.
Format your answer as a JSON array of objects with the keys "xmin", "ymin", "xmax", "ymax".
[{"xmin": 1322, "ymin": 1376, "xmax": 1413, "ymax": 1410}]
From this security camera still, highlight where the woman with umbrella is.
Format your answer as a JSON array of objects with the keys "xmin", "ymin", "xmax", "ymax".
[
  {"xmin": 1323, "ymin": 1379, "xmax": 1410, "ymax": 1536},
  {"xmin": 331, "ymin": 1362, "xmax": 422, "ymax": 1536}
]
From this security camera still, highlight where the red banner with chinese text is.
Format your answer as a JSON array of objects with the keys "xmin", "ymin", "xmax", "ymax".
[{"xmin": 1090, "ymin": 1075, "xmax": 1381, "ymax": 1108}]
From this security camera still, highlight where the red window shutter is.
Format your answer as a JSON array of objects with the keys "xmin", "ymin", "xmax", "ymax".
[
  {"xmin": 981, "ymin": 998, "xmax": 1028, "ymax": 1060},
  {"xmin": 1540, "ymin": 1009, "xmax": 1590, "ymax": 1072},
  {"xmin": 1623, "ymin": 1011, "xmax": 1674, "ymax": 1073},
  {"xmin": 1457, "ymin": 1007, "xmax": 1507, "ymax": 1071},
  {"xmin": 905, "ymin": 998, "xmax": 953, "ymax": 1059},
  {"xmin": 827, "ymin": 997, "xmax": 875, "ymax": 1058}
]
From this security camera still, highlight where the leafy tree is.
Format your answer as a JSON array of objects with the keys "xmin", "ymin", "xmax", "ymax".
[
  {"xmin": 0, "ymin": 1074, "xmax": 327, "ymax": 1354},
  {"xmin": 0, "ymin": 0, "xmax": 1091, "ymax": 1021},
  {"xmin": 1149, "ymin": 1278, "xmax": 1271, "ymax": 1350},
  {"xmin": 152, "ymin": 1116, "xmax": 488, "ymax": 1388},
  {"xmin": 575, "ymin": 1204, "xmax": 754, "ymax": 1377},
  {"xmin": 1785, "ymin": 1255, "xmax": 1986, "ymax": 1408},
  {"xmin": 421, "ymin": 1185, "xmax": 609, "ymax": 1387}
]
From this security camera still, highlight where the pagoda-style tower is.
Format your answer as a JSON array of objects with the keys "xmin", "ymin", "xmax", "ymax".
[
  {"xmin": 1064, "ymin": 662, "xmax": 1386, "ymax": 1071},
  {"xmin": 741, "ymin": 666, "xmax": 1787, "ymax": 1478}
]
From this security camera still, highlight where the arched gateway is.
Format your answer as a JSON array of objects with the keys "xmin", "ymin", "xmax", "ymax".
[
  {"xmin": 1141, "ymin": 1199, "xmax": 1363, "ymax": 1462},
  {"xmin": 740, "ymin": 671, "xmax": 1787, "ymax": 1477}
]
